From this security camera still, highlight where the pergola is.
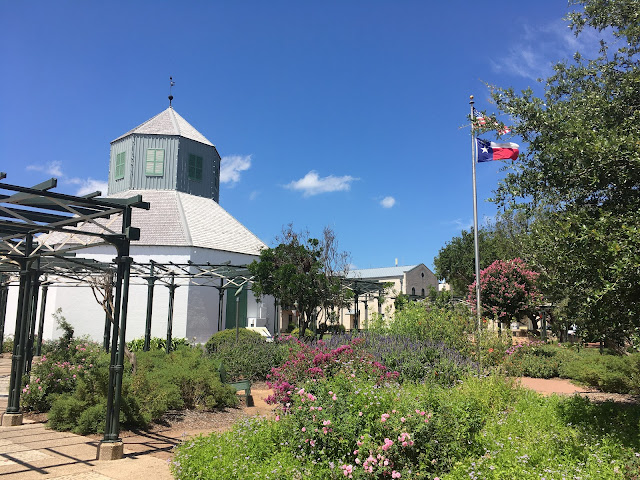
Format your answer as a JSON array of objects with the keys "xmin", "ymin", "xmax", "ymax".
[
  {"xmin": 0, "ymin": 173, "xmax": 149, "ymax": 459},
  {"xmin": 341, "ymin": 278, "xmax": 387, "ymax": 330}
]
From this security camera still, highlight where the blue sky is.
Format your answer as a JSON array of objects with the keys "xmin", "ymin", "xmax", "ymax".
[{"xmin": 1, "ymin": 1, "xmax": 604, "ymax": 271}]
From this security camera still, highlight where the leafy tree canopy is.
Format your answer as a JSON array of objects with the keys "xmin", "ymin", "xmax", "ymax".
[
  {"xmin": 248, "ymin": 226, "xmax": 350, "ymax": 337},
  {"xmin": 488, "ymin": 0, "xmax": 640, "ymax": 343}
]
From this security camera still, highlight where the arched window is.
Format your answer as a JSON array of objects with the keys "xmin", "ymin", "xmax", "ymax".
[
  {"xmin": 421, "ymin": 288, "xmax": 425, "ymax": 297},
  {"xmin": 411, "ymin": 287, "xmax": 416, "ymax": 295}
]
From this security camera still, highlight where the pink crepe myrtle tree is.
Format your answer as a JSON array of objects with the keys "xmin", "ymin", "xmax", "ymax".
[{"xmin": 468, "ymin": 258, "xmax": 542, "ymax": 329}]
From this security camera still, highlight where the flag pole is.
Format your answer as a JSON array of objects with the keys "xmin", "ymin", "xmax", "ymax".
[{"xmin": 470, "ymin": 95, "xmax": 482, "ymax": 331}]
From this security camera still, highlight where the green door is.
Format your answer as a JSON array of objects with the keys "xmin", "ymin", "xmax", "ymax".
[{"xmin": 225, "ymin": 287, "xmax": 248, "ymax": 329}]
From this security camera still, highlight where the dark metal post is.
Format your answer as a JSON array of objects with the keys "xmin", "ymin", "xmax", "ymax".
[
  {"xmin": 35, "ymin": 284, "xmax": 48, "ymax": 356},
  {"xmin": 0, "ymin": 276, "xmax": 9, "ymax": 354},
  {"xmin": 217, "ymin": 279, "xmax": 225, "ymax": 332},
  {"xmin": 235, "ymin": 292, "xmax": 240, "ymax": 342},
  {"xmin": 353, "ymin": 293, "xmax": 359, "ymax": 331},
  {"xmin": 26, "ymin": 271, "xmax": 41, "ymax": 373},
  {"xmin": 541, "ymin": 311, "xmax": 547, "ymax": 341},
  {"xmin": 103, "ymin": 273, "xmax": 114, "ymax": 352},
  {"xmin": 166, "ymin": 273, "xmax": 176, "ymax": 354},
  {"xmin": 103, "ymin": 302, "xmax": 112, "ymax": 353},
  {"xmin": 363, "ymin": 298, "xmax": 369, "ymax": 331},
  {"xmin": 6, "ymin": 235, "xmax": 34, "ymax": 416},
  {"xmin": 143, "ymin": 262, "xmax": 156, "ymax": 351},
  {"xmin": 102, "ymin": 206, "xmax": 133, "ymax": 446},
  {"xmin": 274, "ymin": 298, "xmax": 279, "ymax": 336}
]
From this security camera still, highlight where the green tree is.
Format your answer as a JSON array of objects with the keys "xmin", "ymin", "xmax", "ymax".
[
  {"xmin": 248, "ymin": 226, "xmax": 347, "ymax": 338},
  {"xmin": 489, "ymin": 0, "xmax": 640, "ymax": 345},
  {"xmin": 433, "ymin": 210, "xmax": 529, "ymax": 296}
]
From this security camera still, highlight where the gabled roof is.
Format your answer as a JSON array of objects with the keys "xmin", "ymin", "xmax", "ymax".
[
  {"xmin": 348, "ymin": 265, "xmax": 420, "ymax": 279},
  {"xmin": 111, "ymin": 107, "xmax": 214, "ymax": 146}
]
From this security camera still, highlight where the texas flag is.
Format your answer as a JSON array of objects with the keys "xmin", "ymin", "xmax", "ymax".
[{"xmin": 476, "ymin": 138, "xmax": 519, "ymax": 162}]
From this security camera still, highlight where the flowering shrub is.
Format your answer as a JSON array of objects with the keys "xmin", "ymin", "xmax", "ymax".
[
  {"xmin": 468, "ymin": 258, "xmax": 542, "ymax": 326},
  {"xmin": 266, "ymin": 336, "xmax": 398, "ymax": 407},
  {"xmin": 172, "ymin": 374, "xmax": 521, "ymax": 479},
  {"xmin": 23, "ymin": 341, "xmax": 103, "ymax": 412}
]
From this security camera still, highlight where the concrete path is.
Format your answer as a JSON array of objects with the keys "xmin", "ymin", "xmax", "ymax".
[{"xmin": 0, "ymin": 356, "xmax": 174, "ymax": 480}]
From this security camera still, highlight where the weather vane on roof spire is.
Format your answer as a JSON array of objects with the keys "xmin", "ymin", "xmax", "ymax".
[{"xmin": 168, "ymin": 76, "xmax": 175, "ymax": 107}]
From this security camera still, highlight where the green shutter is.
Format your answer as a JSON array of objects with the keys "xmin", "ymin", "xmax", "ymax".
[
  {"xmin": 188, "ymin": 154, "xmax": 203, "ymax": 181},
  {"xmin": 146, "ymin": 149, "xmax": 164, "ymax": 176},
  {"xmin": 115, "ymin": 152, "xmax": 126, "ymax": 180}
]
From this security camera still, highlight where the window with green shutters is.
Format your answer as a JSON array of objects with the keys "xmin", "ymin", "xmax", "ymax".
[
  {"xmin": 145, "ymin": 149, "xmax": 165, "ymax": 176},
  {"xmin": 188, "ymin": 154, "xmax": 203, "ymax": 181},
  {"xmin": 114, "ymin": 152, "xmax": 126, "ymax": 180}
]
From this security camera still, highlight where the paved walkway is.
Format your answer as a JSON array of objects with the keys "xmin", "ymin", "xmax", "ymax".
[{"xmin": 0, "ymin": 356, "xmax": 174, "ymax": 479}]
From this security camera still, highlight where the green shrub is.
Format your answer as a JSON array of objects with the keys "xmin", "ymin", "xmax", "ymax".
[
  {"xmin": 127, "ymin": 337, "xmax": 190, "ymax": 352},
  {"xmin": 388, "ymin": 302, "xmax": 475, "ymax": 355},
  {"xmin": 560, "ymin": 351, "xmax": 635, "ymax": 393},
  {"xmin": 290, "ymin": 327, "xmax": 314, "ymax": 338},
  {"xmin": 47, "ymin": 355, "xmax": 145, "ymax": 434},
  {"xmin": 132, "ymin": 348, "xmax": 238, "ymax": 422},
  {"xmin": 2, "ymin": 336, "xmax": 13, "ymax": 354},
  {"xmin": 210, "ymin": 337, "xmax": 287, "ymax": 382},
  {"xmin": 204, "ymin": 328, "xmax": 264, "ymax": 353}
]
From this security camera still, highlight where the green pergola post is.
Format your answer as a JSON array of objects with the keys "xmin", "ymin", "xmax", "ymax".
[
  {"xmin": 25, "ymin": 270, "xmax": 41, "ymax": 374},
  {"xmin": 274, "ymin": 298, "xmax": 279, "ymax": 336},
  {"xmin": 5, "ymin": 235, "xmax": 34, "ymax": 422},
  {"xmin": 165, "ymin": 273, "xmax": 176, "ymax": 354},
  {"xmin": 0, "ymin": 276, "xmax": 9, "ymax": 354},
  {"xmin": 102, "ymin": 249, "xmax": 132, "ymax": 444},
  {"xmin": 353, "ymin": 293, "xmax": 359, "ymax": 331},
  {"xmin": 363, "ymin": 297, "xmax": 369, "ymax": 331},
  {"xmin": 35, "ymin": 283, "xmax": 48, "ymax": 357},
  {"xmin": 143, "ymin": 262, "xmax": 156, "ymax": 352},
  {"xmin": 217, "ymin": 279, "xmax": 225, "ymax": 332},
  {"xmin": 102, "ymin": 273, "xmax": 114, "ymax": 353}
]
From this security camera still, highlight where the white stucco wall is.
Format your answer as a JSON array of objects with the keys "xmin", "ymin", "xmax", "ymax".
[{"xmin": 1, "ymin": 244, "xmax": 274, "ymax": 346}]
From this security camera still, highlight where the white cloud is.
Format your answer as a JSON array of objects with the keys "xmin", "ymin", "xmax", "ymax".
[
  {"xmin": 285, "ymin": 171, "xmax": 358, "ymax": 197},
  {"xmin": 444, "ymin": 218, "xmax": 474, "ymax": 232},
  {"xmin": 249, "ymin": 190, "xmax": 260, "ymax": 201},
  {"xmin": 220, "ymin": 154, "xmax": 252, "ymax": 185},
  {"xmin": 26, "ymin": 161, "xmax": 63, "ymax": 177},
  {"xmin": 492, "ymin": 20, "xmax": 615, "ymax": 80},
  {"xmin": 380, "ymin": 196, "xmax": 396, "ymax": 208},
  {"xmin": 67, "ymin": 178, "xmax": 108, "ymax": 197}
]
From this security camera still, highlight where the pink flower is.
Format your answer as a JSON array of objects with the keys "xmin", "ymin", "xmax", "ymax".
[{"xmin": 392, "ymin": 471, "xmax": 402, "ymax": 479}]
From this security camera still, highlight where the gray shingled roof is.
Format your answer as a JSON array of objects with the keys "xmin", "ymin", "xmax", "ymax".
[
  {"xmin": 348, "ymin": 265, "xmax": 419, "ymax": 279},
  {"xmin": 40, "ymin": 190, "xmax": 266, "ymax": 256},
  {"xmin": 111, "ymin": 108, "xmax": 214, "ymax": 146},
  {"xmin": 113, "ymin": 190, "xmax": 266, "ymax": 255}
]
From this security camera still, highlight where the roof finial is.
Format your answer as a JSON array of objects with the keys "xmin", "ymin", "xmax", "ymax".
[{"xmin": 168, "ymin": 76, "xmax": 175, "ymax": 107}]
